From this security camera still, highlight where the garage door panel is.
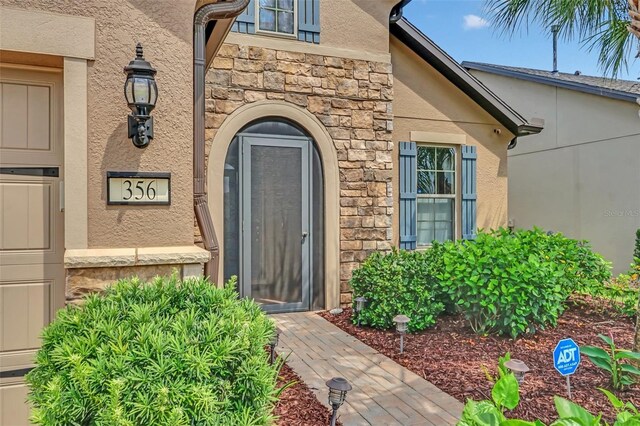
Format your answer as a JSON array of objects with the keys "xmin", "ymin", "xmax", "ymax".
[
  {"xmin": 0, "ymin": 83, "xmax": 28, "ymax": 150},
  {"xmin": 0, "ymin": 181, "xmax": 51, "ymax": 251},
  {"xmin": 1, "ymin": 280, "xmax": 51, "ymax": 352},
  {"xmin": 1, "ymin": 383, "xmax": 31, "ymax": 426}
]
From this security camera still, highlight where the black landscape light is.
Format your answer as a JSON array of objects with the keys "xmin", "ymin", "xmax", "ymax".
[
  {"xmin": 326, "ymin": 377, "xmax": 352, "ymax": 426},
  {"xmin": 269, "ymin": 327, "xmax": 281, "ymax": 365},
  {"xmin": 393, "ymin": 315, "xmax": 410, "ymax": 354},
  {"xmin": 504, "ymin": 359, "xmax": 530, "ymax": 384},
  {"xmin": 354, "ymin": 296, "xmax": 366, "ymax": 326},
  {"xmin": 124, "ymin": 43, "xmax": 157, "ymax": 148}
]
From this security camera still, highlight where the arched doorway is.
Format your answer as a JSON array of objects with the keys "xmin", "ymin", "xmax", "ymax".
[{"xmin": 223, "ymin": 118, "xmax": 325, "ymax": 313}]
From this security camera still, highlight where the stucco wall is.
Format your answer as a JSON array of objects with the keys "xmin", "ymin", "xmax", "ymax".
[
  {"xmin": 470, "ymin": 70, "xmax": 640, "ymax": 273},
  {"xmin": 1, "ymin": 0, "xmax": 196, "ymax": 248},
  {"xmin": 390, "ymin": 36, "xmax": 513, "ymax": 244}
]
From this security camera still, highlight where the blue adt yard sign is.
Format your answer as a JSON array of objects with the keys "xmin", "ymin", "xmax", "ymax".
[{"xmin": 553, "ymin": 338, "xmax": 581, "ymax": 376}]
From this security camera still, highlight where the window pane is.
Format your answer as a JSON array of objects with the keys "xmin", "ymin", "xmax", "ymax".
[
  {"xmin": 259, "ymin": 8, "xmax": 276, "ymax": 31},
  {"xmin": 260, "ymin": 0, "xmax": 276, "ymax": 7},
  {"xmin": 439, "ymin": 148, "xmax": 455, "ymax": 171},
  {"xmin": 417, "ymin": 171, "xmax": 435, "ymax": 194},
  {"xmin": 277, "ymin": 11, "xmax": 294, "ymax": 34},
  {"xmin": 277, "ymin": 0, "xmax": 294, "ymax": 11},
  {"xmin": 435, "ymin": 220, "xmax": 453, "ymax": 242},
  {"xmin": 437, "ymin": 171, "xmax": 455, "ymax": 194},
  {"xmin": 417, "ymin": 198, "xmax": 434, "ymax": 221},
  {"xmin": 434, "ymin": 198, "xmax": 453, "ymax": 221},
  {"xmin": 417, "ymin": 221, "xmax": 435, "ymax": 246},
  {"xmin": 418, "ymin": 147, "xmax": 436, "ymax": 170}
]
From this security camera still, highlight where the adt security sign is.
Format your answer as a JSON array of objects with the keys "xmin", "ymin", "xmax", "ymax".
[{"xmin": 553, "ymin": 338, "xmax": 581, "ymax": 376}]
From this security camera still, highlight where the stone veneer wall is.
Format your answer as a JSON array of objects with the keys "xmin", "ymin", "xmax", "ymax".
[{"xmin": 205, "ymin": 43, "xmax": 394, "ymax": 304}]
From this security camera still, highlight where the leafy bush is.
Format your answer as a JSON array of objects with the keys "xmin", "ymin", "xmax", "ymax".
[
  {"xmin": 634, "ymin": 229, "xmax": 640, "ymax": 261},
  {"xmin": 436, "ymin": 228, "xmax": 611, "ymax": 337},
  {"xmin": 27, "ymin": 275, "xmax": 280, "ymax": 425},
  {"xmin": 587, "ymin": 273, "xmax": 639, "ymax": 316},
  {"xmin": 581, "ymin": 334, "xmax": 640, "ymax": 390},
  {"xmin": 349, "ymin": 248, "xmax": 445, "ymax": 332}
]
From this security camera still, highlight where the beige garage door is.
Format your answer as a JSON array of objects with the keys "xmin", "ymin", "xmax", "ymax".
[{"xmin": 0, "ymin": 66, "xmax": 65, "ymax": 426}]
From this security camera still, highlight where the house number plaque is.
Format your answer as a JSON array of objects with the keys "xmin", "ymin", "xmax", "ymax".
[{"xmin": 107, "ymin": 171, "xmax": 171, "ymax": 205}]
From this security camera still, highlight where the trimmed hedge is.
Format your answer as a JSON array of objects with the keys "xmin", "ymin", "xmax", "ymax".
[
  {"xmin": 350, "ymin": 228, "xmax": 611, "ymax": 338},
  {"xmin": 27, "ymin": 276, "xmax": 280, "ymax": 426}
]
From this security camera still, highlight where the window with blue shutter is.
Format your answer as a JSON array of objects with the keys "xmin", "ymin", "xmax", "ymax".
[
  {"xmin": 230, "ymin": 0, "xmax": 320, "ymax": 44},
  {"xmin": 399, "ymin": 142, "xmax": 417, "ymax": 250},
  {"xmin": 461, "ymin": 145, "xmax": 477, "ymax": 240}
]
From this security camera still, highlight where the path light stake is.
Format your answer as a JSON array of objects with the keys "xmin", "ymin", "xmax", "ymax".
[
  {"xmin": 354, "ymin": 296, "xmax": 367, "ymax": 326},
  {"xmin": 326, "ymin": 377, "xmax": 352, "ymax": 426},
  {"xmin": 269, "ymin": 327, "xmax": 281, "ymax": 365},
  {"xmin": 393, "ymin": 315, "xmax": 410, "ymax": 354},
  {"xmin": 504, "ymin": 359, "xmax": 530, "ymax": 384}
]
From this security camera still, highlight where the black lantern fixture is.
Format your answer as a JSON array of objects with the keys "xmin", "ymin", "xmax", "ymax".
[
  {"xmin": 269, "ymin": 327, "xmax": 281, "ymax": 365},
  {"xmin": 123, "ymin": 43, "xmax": 157, "ymax": 148},
  {"xmin": 326, "ymin": 377, "xmax": 352, "ymax": 426},
  {"xmin": 393, "ymin": 314, "xmax": 410, "ymax": 354}
]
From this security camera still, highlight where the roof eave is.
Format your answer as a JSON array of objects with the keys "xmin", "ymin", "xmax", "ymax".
[{"xmin": 463, "ymin": 61, "xmax": 639, "ymax": 103}]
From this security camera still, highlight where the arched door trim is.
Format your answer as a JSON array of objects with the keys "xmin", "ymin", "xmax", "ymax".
[{"xmin": 207, "ymin": 100, "xmax": 340, "ymax": 309}]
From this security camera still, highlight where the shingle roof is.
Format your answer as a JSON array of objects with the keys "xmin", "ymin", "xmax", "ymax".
[
  {"xmin": 391, "ymin": 19, "xmax": 543, "ymax": 137},
  {"xmin": 463, "ymin": 62, "xmax": 640, "ymax": 102}
]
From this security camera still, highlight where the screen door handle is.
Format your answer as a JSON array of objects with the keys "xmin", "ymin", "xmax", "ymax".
[{"xmin": 302, "ymin": 231, "xmax": 308, "ymax": 242}]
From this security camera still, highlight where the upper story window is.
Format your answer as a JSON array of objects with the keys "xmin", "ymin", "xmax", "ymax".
[
  {"xmin": 231, "ymin": 0, "xmax": 320, "ymax": 44},
  {"xmin": 416, "ymin": 146, "xmax": 456, "ymax": 245},
  {"xmin": 258, "ymin": 0, "xmax": 296, "ymax": 36}
]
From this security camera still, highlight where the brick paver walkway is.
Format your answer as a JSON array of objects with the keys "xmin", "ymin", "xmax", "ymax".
[{"xmin": 273, "ymin": 312, "xmax": 463, "ymax": 425}]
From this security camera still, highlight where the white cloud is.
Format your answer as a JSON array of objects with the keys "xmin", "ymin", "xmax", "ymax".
[{"xmin": 463, "ymin": 14, "xmax": 489, "ymax": 30}]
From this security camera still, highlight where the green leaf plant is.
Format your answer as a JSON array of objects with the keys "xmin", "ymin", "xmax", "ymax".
[
  {"xmin": 581, "ymin": 334, "xmax": 640, "ymax": 390},
  {"xmin": 458, "ymin": 356, "xmax": 640, "ymax": 426}
]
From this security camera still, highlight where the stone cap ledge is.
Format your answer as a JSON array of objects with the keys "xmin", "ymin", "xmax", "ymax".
[{"xmin": 65, "ymin": 246, "xmax": 210, "ymax": 269}]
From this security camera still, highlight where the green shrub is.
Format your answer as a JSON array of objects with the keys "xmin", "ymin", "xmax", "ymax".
[
  {"xmin": 634, "ymin": 228, "xmax": 640, "ymax": 261},
  {"xmin": 436, "ymin": 228, "xmax": 611, "ymax": 337},
  {"xmin": 26, "ymin": 275, "xmax": 280, "ymax": 426},
  {"xmin": 349, "ymin": 248, "xmax": 445, "ymax": 332}
]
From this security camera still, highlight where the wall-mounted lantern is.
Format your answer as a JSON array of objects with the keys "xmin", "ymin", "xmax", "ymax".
[
  {"xmin": 123, "ymin": 43, "xmax": 157, "ymax": 148},
  {"xmin": 393, "ymin": 315, "xmax": 410, "ymax": 354},
  {"xmin": 326, "ymin": 377, "xmax": 352, "ymax": 426}
]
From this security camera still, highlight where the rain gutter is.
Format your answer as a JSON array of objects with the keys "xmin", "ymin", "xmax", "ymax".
[{"xmin": 194, "ymin": 0, "xmax": 249, "ymax": 279}]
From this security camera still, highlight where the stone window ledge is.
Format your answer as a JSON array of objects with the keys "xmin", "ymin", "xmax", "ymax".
[{"xmin": 64, "ymin": 246, "xmax": 211, "ymax": 269}]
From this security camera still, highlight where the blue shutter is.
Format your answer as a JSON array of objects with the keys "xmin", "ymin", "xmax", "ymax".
[
  {"xmin": 232, "ymin": 0, "xmax": 255, "ymax": 34},
  {"xmin": 399, "ymin": 142, "xmax": 417, "ymax": 250},
  {"xmin": 298, "ymin": 0, "xmax": 320, "ymax": 43},
  {"xmin": 461, "ymin": 145, "xmax": 477, "ymax": 240}
]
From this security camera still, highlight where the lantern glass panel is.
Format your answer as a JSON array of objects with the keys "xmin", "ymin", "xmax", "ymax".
[
  {"xmin": 328, "ymin": 388, "xmax": 346, "ymax": 406},
  {"xmin": 125, "ymin": 77, "xmax": 134, "ymax": 105},
  {"xmin": 132, "ymin": 77, "xmax": 151, "ymax": 104},
  {"xmin": 149, "ymin": 80, "xmax": 158, "ymax": 106}
]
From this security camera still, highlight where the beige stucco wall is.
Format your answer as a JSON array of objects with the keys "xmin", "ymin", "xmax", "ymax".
[
  {"xmin": 470, "ymin": 70, "xmax": 640, "ymax": 273},
  {"xmin": 1, "ymin": 0, "xmax": 196, "ymax": 248},
  {"xmin": 390, "ymin": 36, "xmax": 514, "ymax": 244},
  {"xmin": 225, "ymin": 0, "xmax": 398, "ymax": 62}
]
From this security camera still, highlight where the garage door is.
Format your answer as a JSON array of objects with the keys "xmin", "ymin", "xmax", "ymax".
[{"xmin": 0, "ymin": 66, "xmax": 65, "ymax": 426}]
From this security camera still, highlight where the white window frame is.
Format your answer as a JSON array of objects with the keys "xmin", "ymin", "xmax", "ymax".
[
  {"xmin": 416, "ymin": 144, "xmax": 459, "ymax": 247},
  {"xmin": 255, "ymin": 0, "xmax": 299, "ymax": 39}
]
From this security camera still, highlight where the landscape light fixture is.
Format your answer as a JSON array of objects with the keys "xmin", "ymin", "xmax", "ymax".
[
  {"xmin": 123, "ymin": 43, "xmax": 158, "ymax": 148},
  {"xmin": 354, "ymin": 296, "xmax": 367, "ymax": 326},
  {"xmin": 269, "ymin": 327, "xmax": 281, "ymax": 365},
  {"xmin": 393, "ymin": 315, "xmax": 410, "ymax": 354},
  {"xmin": 326, "ymin": 377, "xmax": 352, "ymax": 426},
  {"xmin": 504, "ymin": 359, "xmax": 530, "ymax": 384}
]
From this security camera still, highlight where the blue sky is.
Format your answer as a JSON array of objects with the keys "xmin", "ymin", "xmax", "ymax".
[{"xmin": 403, "ymin": 0, "xmax": 640, "ymax": 81}]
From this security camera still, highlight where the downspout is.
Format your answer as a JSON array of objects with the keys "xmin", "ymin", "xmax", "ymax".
[{"xmin": 194, "ymin": 0, "xmax": 249, "ymax": 279}]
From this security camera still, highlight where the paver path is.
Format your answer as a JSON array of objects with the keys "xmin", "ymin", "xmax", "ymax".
[{"xmin": 273, "ymin": 312, "xmax": 463, "ymax": 426}]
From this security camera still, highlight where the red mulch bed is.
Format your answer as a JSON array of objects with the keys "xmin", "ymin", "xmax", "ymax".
[
  {"xmin": 274, "ymin": 362, "xmax": 339, "ymax": 425},
  {"xmin": 319, "ymin": 297, "xmax": 638, "ymax": 424}
]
